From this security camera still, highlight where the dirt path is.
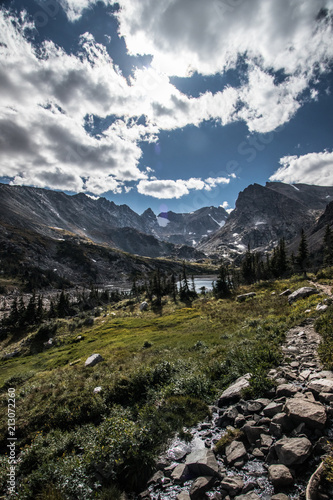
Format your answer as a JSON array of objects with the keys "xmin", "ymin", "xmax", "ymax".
[{"xmin": 308, "ymin": 280, "xmax": 332, "ymax": 297}]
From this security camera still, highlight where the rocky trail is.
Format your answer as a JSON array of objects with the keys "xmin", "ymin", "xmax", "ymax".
[{"xmin": 138, "ymin": 298, "xmax": 333, "ymax": 500}]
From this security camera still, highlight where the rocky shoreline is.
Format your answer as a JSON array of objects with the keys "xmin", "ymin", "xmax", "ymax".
[{"xmin": 137, "ymin": 313, "xmax": 333, "ymax": 500}]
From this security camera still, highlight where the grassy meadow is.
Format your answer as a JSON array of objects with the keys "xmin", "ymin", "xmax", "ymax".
[{"xmin": 0, "ymin": 275, "xmax": 331, "ymax": 499}]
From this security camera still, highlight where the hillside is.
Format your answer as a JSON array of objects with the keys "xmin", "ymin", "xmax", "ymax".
[{"xmin": 199, "ymin": 182, "xmax": 333, "ymax": 257}]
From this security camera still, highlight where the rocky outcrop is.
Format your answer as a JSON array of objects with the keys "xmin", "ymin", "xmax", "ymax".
[
  {"xmin": 138, "ymin": 319, "xmax": 333, "ymax": 500},
  {"xmin": 85, "ymin": 353, "xmax": 103, "ymax": 367},
  {"xmin": 288, "ymin": 287, "xmax": 319, "ymax": 304},
  {"xmin": 199, "ymin": 182, "xmax": 333, "ymax": 257}
]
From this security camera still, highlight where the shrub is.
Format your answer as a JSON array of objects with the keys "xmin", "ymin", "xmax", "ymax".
[{"xmin": 214, "ymin": 428, "xmax": 243, "ymax": 455}]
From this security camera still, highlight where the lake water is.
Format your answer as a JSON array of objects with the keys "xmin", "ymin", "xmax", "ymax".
[{"xmin": 179, "ymin": 275, "xmax": 217, "ymax": 292}]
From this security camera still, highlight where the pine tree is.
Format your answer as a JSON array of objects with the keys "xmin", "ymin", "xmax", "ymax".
[
  {"xmin": 25, "ymin": 293, "xmax": 37, "ymax": 325},
  {"xmin": 36, "ymin": 295, "xmax": 44, "ymax": 323},
  {"xmin": 171, "ymin": 273, "xmax": 177, "ymax": 302},
  {"xmin": 323, "ymin": 225, "xmax": 333, "ymax": 266},
  {"xmin": 8, "ymin": 297, "xmax": 19, "ymax": 327},
  {"xmin": 296, "ymin": 229, "xmax": 309, "ymax": 277},
  {"xmin": 213, "ymin": 263, "xmax": 232, "ymax": 299},
  {"xmin": 57, "ymin": 291, "xmax": 70, "ymax": 317},
  {"xmin": 241, "ymin": 245, "xmax": 256, "ymax": 284}
]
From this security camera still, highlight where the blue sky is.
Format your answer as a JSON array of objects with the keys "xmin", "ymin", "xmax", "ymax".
[{"xmin": 1, "ymin": 0, "xmax": 333, "ymax": 215}]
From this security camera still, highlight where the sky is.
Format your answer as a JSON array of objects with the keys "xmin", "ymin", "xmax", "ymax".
[{"xmin": 0, "ymin": 0, "xmax": 333, "ymax": 215}]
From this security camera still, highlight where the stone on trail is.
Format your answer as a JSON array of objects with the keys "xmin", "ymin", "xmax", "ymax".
[
  {"xmin": 235, "ymin": 493, "xmax": 260, "ymax": 500},
  {"xmin": 274, "ymin": 437, "xmax": 312, "ymax": 465},
  {"xmin": 85, "ymin": 353, "xmax": 103, "ymax": 367},
  {"xmin": 185, "ymin": 444, "xmax": 219, "ymax": 477},
  {"xmin": 220, "ymin": 476, "xmax": 244, "ymax": 495},
  {"xmin": 284, "ymin": 397, "xmax": 326, "ymax": 428},
  {"xmin": 268, "ymin": 464, "xmax": 294, "ymax": 488},
  {"xmin": 189, "ymin": 476, "xmax": 215, "ymax": 500},
  {"xmin": 218, "ymin": 374, "xmax": 251, "ymax": 406},
  {"xmin": 225, "ymin": 440, "xmax": 248, "ymax": 465},
  {"xmin": 308, "ymin": 378, "xmax": 333, "ymax": 394}
]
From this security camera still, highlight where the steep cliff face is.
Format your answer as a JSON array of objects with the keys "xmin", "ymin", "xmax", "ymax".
[
  {"xmin": 155, "ymin": 206, "xmax": 228, "ymax": 245},
  {"xmin": 199, "ymin": 182, "xmax": 333, "ymax": 257}
]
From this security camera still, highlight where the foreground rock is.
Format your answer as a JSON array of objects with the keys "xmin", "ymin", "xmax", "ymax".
[
  {"xmin": 268, "ymin": 464, "xmax": 294, "ymax": 488},
  {"xmin": 218, "ymin": 373, "xmax": 251, "ymax": 406},
  {"xmin": 85, "ymin": 353, "xmax": 103, "ymax": 367},
  {"xmin": 284, "ymin": 397, "xmax": 326, "ymax": 428},
  {"xmin": 288, "ymin": 287, "xmax": 319, "ymax": 304},
  {"xmin": 274, "ymin": 437, "xmax": 312, "ymax": 465}
]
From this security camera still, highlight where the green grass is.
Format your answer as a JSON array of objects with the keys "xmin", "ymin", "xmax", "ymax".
[{"xmin": 0, "ymin": 276, "xmax": 328, "ymax": 499}]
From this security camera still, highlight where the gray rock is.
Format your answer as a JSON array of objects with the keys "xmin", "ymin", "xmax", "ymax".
[
  {"xmin": 263, "ymin": 402, "xmax": 284, "ymax": 417},
  {"xmin": 185, "ymin": 446, "xmax": 219, "ymax": 477},
  {"xmin": 147, "ymin": 470, "xmax": 164, "ymax": 486},
  {"xmin": 276, "ymin": 384, "xmax": 299, "ymax": 398},
  {"xmin": 189, "ymin": 476, "xmax": 214, "ymax": 499},
  {"xmin": 140, "ymin": 301, "xmax": 149, "ymax": 311},
  {"xmin": 309, "ymin": 378, "xmax": 333, "ymax": 394},
  {"xmin": 242, "ymin": 423, "xmax": 269, "ymax": 444},
  {"xmin": 176, "ymin": 493, "xmax": 191, "ymax": 500},
  {"xmin": 171, "ymin": 464, "xmax": 189, "ymax": 484},
  {"xmin": 274, "ymin": 437, "xmax": 312, "ymax": 465},
  {"xmin": 218, "ymin": 374, "xmax": 251, "ymax": 406},
  {"xmin": 252, "ymin": 448, "xmax": 265, "ymax": 459},
  {"xmin": 85, "ymin": 353, "xmax": 103, "ymax": 367},
  {"xmin": 225, "ymin": 440, "xmax": 248, "ymax": 465},
  {"xmin": 220, "ymin": 476, "xmax": 244, "ymax": 495},
  {"xmin": 316, "ymin": 303, "xmax": 328, "ymax": 312},
  {"xmin": 268, "ymin": 464, "xmax": 294, "ymax": 488},
  {"xmin": 271, "ymin": 495, "xmax": 290, "ymax": 500},
  {"xmin": 288, "ymin": 287, "xmax": 319, "ymax": 304},
  {"xmin": 234, "ymin": 494, "xmax": 260, "ymax": 500},
  {"xmin": 236, "ymin": 292, "xmax": 256, "ymax": 302},
  {"xmin": 279, "ymin": 289, "xmax": 292, "ymax": 296},
  {"xmin": 284, "ymin": 397, "xmax": 327, "ymax": 428}
]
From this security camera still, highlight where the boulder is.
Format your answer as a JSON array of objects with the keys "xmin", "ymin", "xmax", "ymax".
[
  {"xmin": 268, "ymin": 464, "xmax": 294, "ymax": 489},
  {"xmin": 263, "ymin": 402, "xmax": 284, "ymax": 417},
  {"xmin": 225, "ymin": 440, "xmax": 248, "ymax": 466},
  {"xmin": 271, "ymin": 495, "xmax": 290, "ymax": 500},
  {"xmin": 218, "ymin": 374, "xmax": 251, "ymax": 406},
  {"xmin": 276, "ymin": 384, "xmax": 299, "ymax": 398},
  {"xmin": 140, "ymin": 301, "xmax": 149, "ymax": 311},
  {"xmin": 284, "ymin": 397, "xmax": 326, "ymax": 428},
  {"xmin": 189, "ymin": 476, "xmax": 214, "ymax": 500},
  {"xmin": 85, "ymin": 353, "xmax": 103, "ymax": 367},
  {"xmin": 236, "ymin": 292, "xmax": 256, "ymax": 302},
  {"xmin": 185, "ymin": 446, "xmax": 219, "ymax": 477},
  {"xmin": 274, "ymin": 437, "xmax": 312, "ymax": 465},
  {"xmin": 316, "ymin": 304, "xmax": 328, "ymax": 312},
  {"xmin": 235, "ymin": 494, "xmax": 260, "ymax": 500},
  {"xmin": 177, "ymin": 493, "xmax": 191, "ymax": 500},
  {"xmin": 220, "ymin": 476, "xmax": 244, "ymax": 495},
  {"xmin": 242, "ymin": 423, "xmax": 269, "ymax": 444},
  {"xmin": 288, "ymin": 287, "xmax": 319, "ymax": 304},
  {"xmin": 171, "ymin": 464, "xmax": 189, "ymax": 484},
  {"xmin": 279, "ymin": 289, "xmax": 292, "ymax": 296},
  {"xmin": 147, "ymin": 470, "xmax": 164, "ymax": 486},
  {"xmin": 308, "ymin": 378, "xmax": 333, "ymax": 394}
]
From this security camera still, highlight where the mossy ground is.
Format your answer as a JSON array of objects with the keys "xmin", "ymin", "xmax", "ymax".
[{"xmin": 0, "ymin": 275, "xmax": 331, "ymax": 499}]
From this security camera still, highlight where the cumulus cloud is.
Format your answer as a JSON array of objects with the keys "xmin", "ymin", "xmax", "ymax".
[
  {"xmin": 137, "ymin": 176, "xmax": 230, "ymax": 199},
  {"xmin": 116, "ymin": 0, "xmax": 333, "ymax": 132},
  {"xmin": 270, "ymin": 151, "xmax": 333, "ymax": 186},
  {"xmin": 1, "ymin": 0, "xmax": 333, "ymax": 198}
]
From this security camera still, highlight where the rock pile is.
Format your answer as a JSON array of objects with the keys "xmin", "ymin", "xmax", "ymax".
[{"xmin": 138, "ymin": 320, "xmax": 333, "ymax": 500}]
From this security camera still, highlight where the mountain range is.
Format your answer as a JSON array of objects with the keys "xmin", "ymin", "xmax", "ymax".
[{"xmin": 0, "ymin": 181, "xmax": 333, "ymax": 286}]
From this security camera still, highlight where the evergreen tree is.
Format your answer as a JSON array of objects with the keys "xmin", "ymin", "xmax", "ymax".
[
  {"xmin": 171, "ymin": 273, "xmax": 177, "ymax": 302},
  {"xmin": 25, "ymin": 293, "xmax": 37, "ymax": 325},
  {"xmin": 8, "ymin": 297, "xmax": 19, "ymax": 327},
  {"xmin": 213, "ymin": 263, "xmax": 232, "ymax": 299},
  {"xmin": 296, "ymin": 229, "xmax": 309, "ymax": 277},
  {"xmin": 36, "ymin": 295, "xmax": 44, "ymax": 323},
  {"xmin": 323, "ymin": 224, "xmax": 333, "ymax": 266},
  {"xmin": 57, "ymin": 291, "xmax": 70, "ymax": 317},
  {"xmin": 241, "ymin": 245, "xmax": 256, "ymax": 284}
]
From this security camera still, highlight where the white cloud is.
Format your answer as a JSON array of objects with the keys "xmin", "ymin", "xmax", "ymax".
[
  {"xmin": 116, "ymin": 0, "xmax": 333, "ymax": 132},
  {"xmin": 59, "ymin": 0, "xmax": 114, "ymax": 22},
  {"xmin": 270, "ymin": 151, "xmax": 333, "ymax": 186},
  {"xmin": 137, "ymin": 176, "xmax": 231, "ymax": 199},
  {"xmin": 221, "ymin": 201, "xmax": 229, "ymax": 209}
]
